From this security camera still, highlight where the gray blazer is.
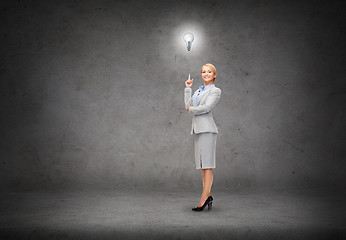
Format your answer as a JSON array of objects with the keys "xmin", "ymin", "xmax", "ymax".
[{"xmin": 184, "ymin": 85, "xmax": 221, "ymax": 134}]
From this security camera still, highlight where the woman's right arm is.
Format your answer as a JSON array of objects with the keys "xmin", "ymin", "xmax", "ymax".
[{"xmin": 184, "ymin": 88, "xmax": 193, "ymax": 109}]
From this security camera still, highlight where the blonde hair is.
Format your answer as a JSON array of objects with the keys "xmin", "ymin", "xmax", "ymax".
[{"xmin": 201, "ymin": 63, "xmax": 217, "ymax": 81}]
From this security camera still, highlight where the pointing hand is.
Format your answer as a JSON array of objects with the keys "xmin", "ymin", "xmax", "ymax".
[{"xmin": 185, "ymin": 74, "xmax": 193, "ymax": 88}]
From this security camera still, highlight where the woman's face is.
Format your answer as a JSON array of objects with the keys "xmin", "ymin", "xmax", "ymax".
[{"xmin": 201, "ymin": 66, "xmax": 216, "ymax": 83}]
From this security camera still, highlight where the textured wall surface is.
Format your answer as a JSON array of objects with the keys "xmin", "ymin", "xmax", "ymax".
[{"xmin": 1, "ymin": 0, "xmax": 345, "ymax": 191}]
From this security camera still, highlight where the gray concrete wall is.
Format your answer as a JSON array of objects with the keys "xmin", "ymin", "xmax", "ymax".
[{"xmin": 1, "ymin": 0, "xmax": 345, "ymax": 191}]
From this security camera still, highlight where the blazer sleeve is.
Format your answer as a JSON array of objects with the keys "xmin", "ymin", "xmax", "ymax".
[
  {"xmin": 184, "ymin": 88, "xmax": 194, "ymax": 109},
  {"xmin": 188, "ymin": 88, "xmax": 221, "ymax": 116}
]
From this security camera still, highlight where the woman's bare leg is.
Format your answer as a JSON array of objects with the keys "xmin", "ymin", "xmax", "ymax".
[
  {"xmin": 202, "ymin": 170, "xmax": 205, "ymax": 188},
  {"xmin": 204, "ymin": 169, "xmax": 213, "ymax": 195},
  {"xmin": 198, "ymin": 169, "xmax": 213, "ymax": 207}
]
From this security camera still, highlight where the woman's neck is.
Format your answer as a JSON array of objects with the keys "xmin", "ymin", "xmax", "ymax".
[{"xmin": 204, "ymin": 80, "xmax": 214, "ymax": 87}]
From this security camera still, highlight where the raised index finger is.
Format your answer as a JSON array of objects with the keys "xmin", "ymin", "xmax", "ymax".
[{"xmin": 188, "ymin": 74, "xmax": 191, "ymax": 80}]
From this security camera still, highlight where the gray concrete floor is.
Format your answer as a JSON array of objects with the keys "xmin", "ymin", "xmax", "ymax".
[{"xmin": 1, "ymin": 188, "xmax": 345, "ymax": 239}]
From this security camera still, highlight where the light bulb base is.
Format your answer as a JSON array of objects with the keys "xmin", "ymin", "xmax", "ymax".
[{"xmin": 187, "ymin": 41, "xmax": 191, "ymax": 51}]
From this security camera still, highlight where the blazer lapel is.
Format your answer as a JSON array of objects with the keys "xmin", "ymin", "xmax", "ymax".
[{"xmin": 197, "ymin": 85, "xmax": 214, "ymax": 105}]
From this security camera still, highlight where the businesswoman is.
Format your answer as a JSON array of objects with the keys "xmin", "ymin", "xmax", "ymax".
[{"xmin": 184, "ymin": 63, "xmax": 221, "ymax": 211}]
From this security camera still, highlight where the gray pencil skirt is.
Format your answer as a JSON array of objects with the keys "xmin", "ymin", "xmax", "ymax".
[{"xmin": 194, "ymin": 132, "xmax": 217, "ymax": 169}]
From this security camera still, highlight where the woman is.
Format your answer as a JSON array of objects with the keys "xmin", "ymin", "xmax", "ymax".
[{"xmin": 184, "ymin": 63, "xmax": 221, "ymax": 211}]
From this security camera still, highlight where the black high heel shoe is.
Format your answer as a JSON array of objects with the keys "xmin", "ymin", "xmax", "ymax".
[{"xmin": 192, "ymin": 196, "xmax": 213, "ymax": 211}]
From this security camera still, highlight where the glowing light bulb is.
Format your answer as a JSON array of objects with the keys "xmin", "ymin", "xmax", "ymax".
[{"xmin": 183, "ymin": 32, "xmax": 194, "ymax": 51}]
